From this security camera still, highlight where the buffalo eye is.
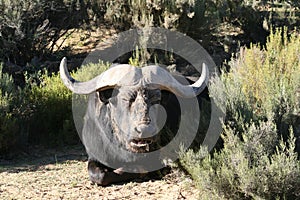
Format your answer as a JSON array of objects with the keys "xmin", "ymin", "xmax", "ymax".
[
  {"xmin": 120, "ymin": 90, "xmax": 137, "ymax": 106},
  {"xmin": 130, "ymin": 91, "xmax": 137, "ymax": 102},
  {"xmin": 98, "ymin": 89, "xmax": 116, "ymax": 104},
  {"xmin": 123, "ymin": 91, "xmax": 137, "ymax": 106}
]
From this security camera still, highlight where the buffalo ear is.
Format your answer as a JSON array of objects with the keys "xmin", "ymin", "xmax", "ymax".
[{"xmin": 98, "ymin": 89, "xmax": 117, "ymax": 103}]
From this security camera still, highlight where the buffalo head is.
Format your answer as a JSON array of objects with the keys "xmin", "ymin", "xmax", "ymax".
[{"xmin": 60, "ymin": 57, "xmax": 208, "ymax": 153}]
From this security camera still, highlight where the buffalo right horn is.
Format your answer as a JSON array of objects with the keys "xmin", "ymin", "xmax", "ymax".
[{"xmin": 141, "ymin": 63, "xmax": 209, "ymax": 98}]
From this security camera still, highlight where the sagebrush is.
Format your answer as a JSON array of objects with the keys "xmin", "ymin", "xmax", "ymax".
[{"xmin": 180, "ymin": 28, "xmax": 300, "ymax": 199}]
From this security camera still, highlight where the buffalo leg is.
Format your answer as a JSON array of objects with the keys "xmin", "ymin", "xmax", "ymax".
[{"xmin": 88, "ymin": 160, "xmax": 141, "ymax": 186}]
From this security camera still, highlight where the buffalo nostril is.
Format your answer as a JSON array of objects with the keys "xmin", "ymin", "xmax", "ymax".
[{"xmin": 135, "ymin": 127, "xmax": 141, "ymax": 133}]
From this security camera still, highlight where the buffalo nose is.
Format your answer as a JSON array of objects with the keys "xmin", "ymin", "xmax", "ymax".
[{"xmin": 135, "ymin": 124, "xmax": 157, "ymax": 138}]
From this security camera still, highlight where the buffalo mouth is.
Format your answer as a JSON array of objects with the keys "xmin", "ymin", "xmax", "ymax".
[{"xmin": 128, "ymin": 138, "xmax": 157, "ymax": 153}]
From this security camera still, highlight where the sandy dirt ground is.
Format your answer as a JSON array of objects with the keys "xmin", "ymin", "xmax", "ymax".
[{"xmin": 0, "ymin": 145, "xmax": 199, "ymax": 200}]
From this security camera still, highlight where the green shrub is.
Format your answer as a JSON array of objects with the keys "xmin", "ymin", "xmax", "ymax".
[
  {"xmin": 73, "ymin": 60, "xmax": 110, "ymax": 81},
  {"xmin": 103, "ymin": 0, "xmax": 196, "ymax": 30},
  {"xmin": 101, "ymin": 0, "xmax": 195, "ymax": 65},
  {"xmin": 180, "ymin": 120, "xmax": 300, "ymax": 199},
  {"xmin": 179, "ymin": 28, "xmax": 300, "ymax": 199},
  {"xmin": 0, "ymin": 58, "xmax": 111, "ymax": 154},
  {"xmin": 210, "ymin": 27, "xmax": 300, "ymax": 132},
  {"xmin": 0, "ymin": 64, "xmax": 19, "ymax": 153},
  {"xmin": 26, "ymin": 71, "xmax": 74, "ymax": 145},
  {"xmin": 0, "ymin": 0, "xmax": 91, "ymax": 66},
  {"xmin": 24, "ymin": 60, "xmax": 109, "ymax": 146}
]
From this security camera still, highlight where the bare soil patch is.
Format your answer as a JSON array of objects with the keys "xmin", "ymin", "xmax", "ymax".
[{"xmin": 0, "ymin": 145, "xmax": 199, "ymax": 199}]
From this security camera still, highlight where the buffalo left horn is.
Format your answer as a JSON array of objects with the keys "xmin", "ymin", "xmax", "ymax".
[{"xmin": 60, "ymin": 57, "xmax": 137, "ymax": 94}]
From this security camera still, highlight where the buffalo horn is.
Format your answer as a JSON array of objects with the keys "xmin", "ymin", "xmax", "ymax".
[{"xmin": 142, "ymin": 64, "xmax": 209, "ymax": 98}]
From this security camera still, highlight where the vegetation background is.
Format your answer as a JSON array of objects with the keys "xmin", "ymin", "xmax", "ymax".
[{"xmin": 0, "ymin": 0, "xmax": 300, "ymax": 199}]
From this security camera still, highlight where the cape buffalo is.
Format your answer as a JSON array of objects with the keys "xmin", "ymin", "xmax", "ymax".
[{"xmin": 60, "ymin": 57, "xmax": 209, "ymax": 186}]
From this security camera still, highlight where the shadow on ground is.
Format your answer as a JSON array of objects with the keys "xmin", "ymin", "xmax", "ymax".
[{"xmin": 0, "ymin": 145, "xmax": 87, "ymax": 173}]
